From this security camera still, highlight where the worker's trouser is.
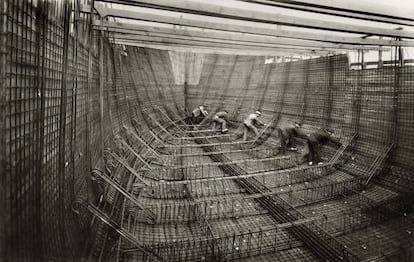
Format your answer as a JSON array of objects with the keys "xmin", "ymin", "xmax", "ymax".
[
  {"xmin": 243, "ymin": 123, "xmax": 259, "ymax": 141},
  {"xmin": 213, "ymin": 117, "xmax": 226, "ymax": 131},
  {"xmin": 277, "ymin": 128, "xmax": 287, "ymax": 154},
  {"xmin": 285, "ymin": 129, "xmax": 296, "ymax": 148},
  {"xmin": 306, "ymin": 138, "xmax": 321, "ymax": 163},
  {"xmin": 191, "ymin": 113, "xmax": 205, "ymax": 124},
  {"xmin": 282, "ymin": 128, "xmax": 297, "ymax": 152}
]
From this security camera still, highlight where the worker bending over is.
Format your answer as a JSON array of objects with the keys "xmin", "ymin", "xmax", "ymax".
[
  {"xmin": 306, "ymin": 128, "xmax": 341, "ymax": 165},
  {"xmin": 212, "ymin": 110, "xmax": 229, "ymax": 133},
  {"xmin": 243, "ymin": 111, "xmax": 265, "ymax": 141},
  {"xmin": 191, "ymin": 105, "xmax": 208, "ymax": 124},
  {"xmin": 278, "ymin": 121, "xmax": 305, "ymax": 154}
]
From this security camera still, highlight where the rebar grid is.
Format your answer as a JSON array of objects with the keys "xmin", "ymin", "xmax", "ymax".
[
  {"xmin": 96, "ymin": 125, "xmax": 324, "ymax": 260},
  {"xmin": 193, "ymin": 136, "xmax": 360, "ymax": 261}
]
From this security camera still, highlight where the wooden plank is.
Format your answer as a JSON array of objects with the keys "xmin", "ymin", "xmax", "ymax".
[
  {"xmin": 241, "ymin": 0, "xmax": 414, "ymax": 27},
  {"xmin": 99, "ymin": 21, "xmax": 388, "ymax": 51},
  {"xmin": 91, "ymin": 6, "xmax": 414, "ymax": 47},
  {"xmin": 269, "ymin": 0, "xmax": 414, "ymax": 22},
  {"xmin": 98, "ymin": 1, "xmax": 414, "ymax": 38},
  {"xmin": 114, "ymin": 34, "xmax": 331, "ymax": 55},
  {"xmin": 115, "ymin": 41, "xmax": 315, "ymax": 56},
  {"xmin": 113, "ymin": 32, "xmax": 339, "ymax": 53}
]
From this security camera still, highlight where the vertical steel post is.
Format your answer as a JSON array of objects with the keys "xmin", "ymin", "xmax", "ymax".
[
  {"xmin": 184, "ymin": 53, "xmax": 189, "ymax": 111},
  {"xmin": 86, "ymin": 0, "xmax": 95, "ymax": 202},
  {"xmin": 300, "ymin": 59, "xmax": 310, "ymax": 123},
  {"xmin": 58, "ymin": 0, "xmax": 71, "ymax": 258},
  {"xmin": 325, "ymin": 57, "xmax": 333, "ymax": 128},
  {"xmin": 99, "ymin": 17, "xmax": 104, "ymax": 173},
  {"xmin": 353, "ymin": 49, "xmax": 363, "ymax": 135},
  {"xmin": 361, "ymin": 50, "xmax": 365, "ymax": 70},
  {"xmin": 399, "ymin": 38, "xmax": 404, "ymax": 67},
  {"xmin": 392, "ymin": 39, "xmax": 401, "ymax": 148},
  {"xmin": 70, "ymin": 0, "xmax": 79, "ymax": 202},
  {"xmin": 35, "ymin": 1, "xmax": 49, "ymax": 259},
  {"xmin": 0, "ymin": 0, "xmax": 7, "ymax": 260},
  {"xmin": 378, "ymin": 37, "xmax": 383, "ymax": 68}
]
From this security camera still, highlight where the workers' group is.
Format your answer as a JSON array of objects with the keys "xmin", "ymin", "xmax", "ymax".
[
  {"xmin": 190, "ymin": 106, "xmax": 341, "ymax": 166},
  {"xmin": 278, "ymin": 121, "xmax": 341, "ymax": 165},
  {"xmin": 190, "ymin": 106, "xmax": 264, "ymax": 140}
]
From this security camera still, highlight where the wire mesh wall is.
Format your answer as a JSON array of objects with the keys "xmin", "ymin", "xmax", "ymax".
[
  {"xmin": 348, "ymin": 65, "xmax": 414, "ymax": 168},
  {"xmin": 0, "ymin": 0, "xmax": 105, "ymax": 260},
  {"xmin": 187, "ymin": 53, "xmax": 414, "ymax": 168}
]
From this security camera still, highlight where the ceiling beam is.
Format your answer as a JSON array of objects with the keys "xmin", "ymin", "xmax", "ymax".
[
  {"xmin": 89, "ymin": 6, "xmax": 414, "ymax": 47},
  {"xmin": 238, "ymin": 0, "xmax": 414, "ymax": 27},
  {"xmin": 97, "ymin": 21, "xmax": 389, "ymax": 51},
  {"xmin": 265, "ymin": 0, "xmax": 414, "ymax": 22},
  {"xmin": 113, "ymin": 32, "xmax": 333, "ymax": 53},
  {"xmin": 95, "ymin": 0, "xmax": 414, "ymax": 38},
  {"xmin": 115, "ymin": 40, "xmax": 325, "ymax": 57},
  {"xmin": 112, "ymin": 34, "xmax": 332, "ymax": 55}
]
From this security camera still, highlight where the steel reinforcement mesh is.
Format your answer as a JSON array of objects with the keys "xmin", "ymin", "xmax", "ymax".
[
  {"xmin": 187, "ymin": 54, "xmax": 414, "ymax": 168},
  {"xmin": 0, "ymin": 0, "xmax": 106, "ymax": 260}
]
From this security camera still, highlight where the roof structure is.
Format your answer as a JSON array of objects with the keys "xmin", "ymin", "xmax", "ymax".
[{"xmin": 86, "ymin": 0, "xmax": 414, "ymax": 59}]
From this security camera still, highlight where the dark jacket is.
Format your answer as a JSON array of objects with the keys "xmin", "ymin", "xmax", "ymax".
[
  {"xmin": 309, "ymin": 128, "xmax": 341, "ymax": 146},
  {"xmin": 284, "ymin": 126, "xmax": 308, "ymax": 140}
]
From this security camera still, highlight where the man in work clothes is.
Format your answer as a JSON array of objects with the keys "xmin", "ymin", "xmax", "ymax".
[
  {"xmin": 243, "ymin": 111, "xmax": 265, "ymax": 141},
  {"xmin": 212, "ymin": 110, "xmax": 229, "ymax": 133},
  {"xmin": 306, "ymin": 128, "xmax": 341, "ymax": 165},
  {"xmin": 191, "ymin": 105, "xmax": 208, "ymax": 124},
  {"xmin": 278, "ymin": 121, "xmax": 307, "ymax": 154}
]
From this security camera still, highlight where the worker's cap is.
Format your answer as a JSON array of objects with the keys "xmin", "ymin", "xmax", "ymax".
[{"xmin": 255, "ymin": 111, "xmax": 262, "ymax": 116}]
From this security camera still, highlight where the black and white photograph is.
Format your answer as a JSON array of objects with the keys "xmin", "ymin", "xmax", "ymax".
[{"xmin": 1, "ymin": 0, "xmax": 414, "ymax": 261}]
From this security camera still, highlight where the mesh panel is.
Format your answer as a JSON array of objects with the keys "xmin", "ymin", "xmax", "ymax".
[{"xmin": 2, "ymin": 1, "xmax": 100, "ymax": 260}]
